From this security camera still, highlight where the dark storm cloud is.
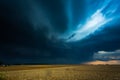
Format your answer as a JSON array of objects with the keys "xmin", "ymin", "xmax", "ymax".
[
  {"xmin": 0, "ymin": 44, "xmax": 83, "ymax": 64},
  {"xmin": 0, "ymin": 0, "xmax": 120, "ymax": 64}
]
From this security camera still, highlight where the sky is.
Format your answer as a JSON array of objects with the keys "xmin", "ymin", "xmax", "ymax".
[{"xmin": 0, "ymin": 0, "xmax": 120, "ymax": 64}]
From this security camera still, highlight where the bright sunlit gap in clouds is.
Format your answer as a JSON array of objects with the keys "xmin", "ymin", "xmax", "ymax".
[
  {"xmin": 67, "ymin": 10, "xmax": 112, "ymax": 42},
  {"xmin": 60, "ymin": 0, "xmax": 120, "ymax": 42}
]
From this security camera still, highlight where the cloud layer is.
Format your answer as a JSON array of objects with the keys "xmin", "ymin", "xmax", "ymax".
[
  {"xmin": 93, "ymin": 49, "xmax": 120, "ymax": 60},
  {"xmin": 0, "ymin": 0, "xmax": 120, "ymax": 64}
]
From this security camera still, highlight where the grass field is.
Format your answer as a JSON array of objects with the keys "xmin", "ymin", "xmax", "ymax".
[{"xmin": 0, "ymin": 65, "xmax": 120, "ymax": 80}]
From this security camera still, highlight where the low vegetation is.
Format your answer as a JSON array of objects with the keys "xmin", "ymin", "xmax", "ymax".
[
  {"xmin": 0, "ymin": 73, "xmax": 6, "ymax": 80},
  {"xmin": 0, "ymin": 65, "xmax": 120, "ymax": 80}
]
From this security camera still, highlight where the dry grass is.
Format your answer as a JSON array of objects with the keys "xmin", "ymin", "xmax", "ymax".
[{"xmin": 0, "ymin": 65, "xmax": 120, "ymax": 80}]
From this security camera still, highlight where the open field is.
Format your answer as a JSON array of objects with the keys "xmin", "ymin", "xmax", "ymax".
[{"xmin": 0, "ymin": 65, "xmax": 120, "ymax": 80}]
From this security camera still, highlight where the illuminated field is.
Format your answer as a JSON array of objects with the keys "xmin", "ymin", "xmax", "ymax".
[{"xmin": 0, "ymin": 65, "xmax": 120, "ymax": 80}]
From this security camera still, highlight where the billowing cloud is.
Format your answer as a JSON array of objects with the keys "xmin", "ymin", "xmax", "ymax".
[{"xmin": 93, "ymin": 49, "xmax": 120, "ymax": 60}]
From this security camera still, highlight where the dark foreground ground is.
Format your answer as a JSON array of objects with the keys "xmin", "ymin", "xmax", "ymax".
[{"xmin": 0, "ymin": 65, "xmax": 120, "ymax": 80}]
